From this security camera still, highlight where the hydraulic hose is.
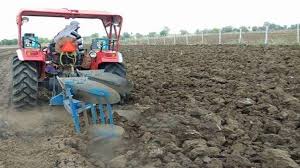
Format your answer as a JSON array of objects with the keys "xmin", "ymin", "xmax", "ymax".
[{"xmin": 59, "ymin": 52, "xmax": 77, "ymax": 66}]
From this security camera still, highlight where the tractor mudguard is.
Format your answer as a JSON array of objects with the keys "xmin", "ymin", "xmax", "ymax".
[
  {"xmin": 90, "ymin": 51, "xmax": 123, "ymax": 69},
  {"xmin": 16, "ymin": 48, "xmax": 45, "ymax": 61}
]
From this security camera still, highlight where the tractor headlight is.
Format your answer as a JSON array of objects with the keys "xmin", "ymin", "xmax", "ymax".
[{"xmin": 89, "ymin": 50, "xmax": 97, "ymax": 58}]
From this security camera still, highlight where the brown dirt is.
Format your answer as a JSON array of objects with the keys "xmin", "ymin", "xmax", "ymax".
[
  {"xmin": 121, "ymin": 45, "xmax": 300, "ymax": 168},
  {"xmin": 0, "ymin": 45, "xmax": 299, "ymax": 168},
  {"xmin": 0, "ymin": 49, "xmax": 95, "ymax": 168}
]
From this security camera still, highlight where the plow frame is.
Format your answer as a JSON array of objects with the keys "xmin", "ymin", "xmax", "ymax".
[{"xmin": 50, "ymin": 77, "xmax": 114, "ymax": 133}]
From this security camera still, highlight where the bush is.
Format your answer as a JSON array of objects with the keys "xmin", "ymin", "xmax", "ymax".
[{"xmin": 160, "ymin": 26, "xmax": 170, "ymax": 36}]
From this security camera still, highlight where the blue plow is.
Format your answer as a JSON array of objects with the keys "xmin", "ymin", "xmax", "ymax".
[{"xmin": 49, "ymin": 76, "xmax": 122, "ymax": 137}]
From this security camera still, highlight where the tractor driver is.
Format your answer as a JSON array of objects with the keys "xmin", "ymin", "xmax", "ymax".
[
  {"xmin": 47, "ymin": 21, "xmax": 85, "ymax": 65},
  {"xmin": 53, "ymin": 21, "xmax": 84, "ymax": 54}
]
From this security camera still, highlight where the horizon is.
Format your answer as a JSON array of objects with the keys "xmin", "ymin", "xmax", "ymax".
[
  {"xmin": 0, "ymin": 0, "xmax": 299, "ymax": 40},
  {"xmin": 0, "ymin": 21, "xmax": 298, "ymax": 41}
]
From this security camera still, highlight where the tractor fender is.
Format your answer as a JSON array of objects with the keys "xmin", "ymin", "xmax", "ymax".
[
  {"xmin": 117, "ymin": 52, "xmax": 123, "ymax": 63},
  {"xmin": 90, "ymin": 51, "xmax": 123, "ymax": 69},
  {"xmin": 16, "ymin": 49, "xmax": 24, "ymax": 61},
  {"xmin": 16, "ymin": 48, "xmax": 45, "ymax": 62}
]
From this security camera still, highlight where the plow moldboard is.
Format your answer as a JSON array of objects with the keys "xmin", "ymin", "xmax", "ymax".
[
  {"xmin": 58, "ymin": 77, "xmax": 121, "ymax": 104},
  {"xmin": 77, "ymin": 70, "xmax": 133, "ymax": 96}
]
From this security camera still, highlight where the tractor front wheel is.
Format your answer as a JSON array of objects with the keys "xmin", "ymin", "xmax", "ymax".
[{"xmin": 12, "ymin": 56, "xmax": 38, "ymax": 108}]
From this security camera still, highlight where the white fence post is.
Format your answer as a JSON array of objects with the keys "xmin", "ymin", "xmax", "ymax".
[
  {"xmin": 219, "ymin": 29, "xmax": 222, "ymax": 44},
  {"xmin": 238, "ymin": 28, "xmax": 242, "ymax": 44},
  {"xmin": 185, "ymin": 34, "xmax": 189, "ymax": 45},
  {"xmin": 134, "ymin": 37, "xmax": 137, "ymax": 45},
  {"xmin": 173, "ymin": 35, "xmax": 176, "ymax": 45},
  {"xmin": 123, "ymin": 26, "xmax": 300, "ymax": 45},
  {"xmin": 264, "ymin": 25, "xmax": 269, "ymax": 45},
  {"xmin": 297, "ymin": 24, "xmax": 299, "ymax": 44},
  {"xmin": 201, "ymin": 31, "xmax": 204, "ymax": 44}
]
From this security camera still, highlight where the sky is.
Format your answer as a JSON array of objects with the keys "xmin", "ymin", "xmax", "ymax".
[{"xmin": 0, "ymin": 0, "xmax": 299, "ymax": 39}]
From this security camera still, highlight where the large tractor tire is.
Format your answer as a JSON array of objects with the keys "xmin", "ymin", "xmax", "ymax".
[
  {"xmin": 101, "ymin": 63, "xmax": 126, "ymax": 78},
  {"xmin": 12, "ymin": 56, "xmax": 38, "ymax": 108},
  {"xmin": 100, "ymin": 63, "xmax": 128, "ymax": 104}
]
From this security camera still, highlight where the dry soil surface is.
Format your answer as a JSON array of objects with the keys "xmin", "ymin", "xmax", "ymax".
[{"xmin": 0, "ymin": 45, "xmax": 299, "ymax": 168}]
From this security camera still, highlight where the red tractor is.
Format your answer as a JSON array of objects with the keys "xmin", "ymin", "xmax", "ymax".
[{"xmin": 13, "ymin": 8, "xmax": 131, "ymax": 110}]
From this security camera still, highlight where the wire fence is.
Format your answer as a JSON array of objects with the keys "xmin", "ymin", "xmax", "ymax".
[
  {"xmin": 1, "ymin": 25, "xmax": 299, "ymax": 47},
  {"xmin": 121, "ymin": 26, "xmax": 300, "ymax": 45}
]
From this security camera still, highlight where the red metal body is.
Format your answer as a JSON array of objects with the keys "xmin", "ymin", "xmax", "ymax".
[
  {"xmin": 17, "ymin": 48, "xmax": 45, "ymax": 61},
  {"xmin": 16, "ymin": 8, "xmax": 123, "ymax": 65},
  {"xmin": 90, "ymin": 51, "xmax": 119, "ymax": 69}
]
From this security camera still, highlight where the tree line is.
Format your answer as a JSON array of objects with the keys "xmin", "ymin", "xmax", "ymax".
[
  {"xmin": 122, "ymin": 22, "xmax": 299, "ymax": 40},
  {"xmin": 0, "ymin": 38, "xmax": 51, "ymax": 46},
  {"xmin": 0, "ymin": 22, "xmax": 298, "ymax": 45},
  {"xmin": 0, "ymin": 33, "xmax": 101, "ymax": 46}
]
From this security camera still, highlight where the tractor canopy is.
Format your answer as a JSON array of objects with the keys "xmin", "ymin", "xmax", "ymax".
[{"xmin": 16, "ymin": 8, "xmax": 123, "ymax": 49}]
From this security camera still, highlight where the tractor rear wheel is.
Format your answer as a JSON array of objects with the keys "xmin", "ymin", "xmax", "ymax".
[
  {"xmin": 12, "ymin": 56, "xmax": 38, "ymax": 108},
  {"xmin": 100, "ymin": 63, "xmax": 128, "ymax": 104},
  {"xmin": 102, "ymin": 63, "xmax": 126, "ymax": 78}
]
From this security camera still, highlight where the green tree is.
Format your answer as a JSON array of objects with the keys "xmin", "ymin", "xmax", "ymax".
[
  {"xmin": 289, "ymin": 24, "xmax": 298, "ymax": 29},
  {"xmin": 0, "ymin": 39, "xmax": 17, "ymax": 45},
  {"xmin": 148, "ymin": 32, "xmax": 157, "ymax": 37},
  {"xmin": 258, "ymin": 26, "xmax": 265, "ymax": 31},
  {"xmin": 122, "ymin": 32, "xmax": 131, "ymax": 39},
  {"xmin": 240, "ymin": 26, "xmax": 249, "ymax": 32},
  {"xmin": 263, "ymin": 22, "xmax": 271, "ymax": 27},
  {"xmin": 195, "ymin": 29, "xmax": 201, "ymax": 34},
  {"xmin": 90, "ymin": 33, "xmax": 99, "ymax": 38},
  {"xmin": 232, "ymin": 28, "xmax": 240, "ymax": 32},
  {"xmin": 135, "ymin": 33, "xmax": 143, "ymax": 38},
  {"xmin": 252, "ymin": 26, "xmax": 258, "ymax": 31},
  {"xmin": 223, "ymin": 26, "xmax": 233, "ymax": 33},
  {"xmin": 160, "ymin": 26, "xmax": 170, "ymax": 36},
  {"xmin": 180, "ymin": 29, "xmax": 189, "ymax": 35},
  {"xmin": 203, "ymin": 29, "xmax": 209, "ymax": 33},
  {"xmin": 210, "ymin": 28, "xmax": 220, "ymax": 33},
  {"xmin": 39, "ymin": 38, "xmax": 50, "ymax": 44},
  {"xmin": 262, "ymin": 22, "xmax": 287, "ymax": 31}
]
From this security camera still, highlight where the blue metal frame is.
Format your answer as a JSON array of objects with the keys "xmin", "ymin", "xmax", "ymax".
[{"xmin": 50, "ymin": 79, "xmax": 115, "ymax": 133}]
